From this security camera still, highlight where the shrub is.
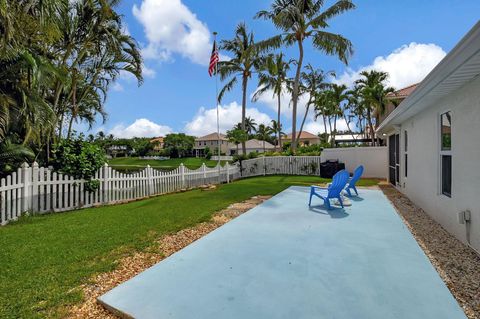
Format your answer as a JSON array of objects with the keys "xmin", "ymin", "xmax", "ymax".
[
  {"xmin": 52, "ymin": 135, "xmax": 106, "ymax": 192},
  {"xmin": 247, "ymin": 151, "xmax": 259, "ymax": 159},
  {"xmin": 232, "ymin": 154, "xmax": 247, "ymax": 163},
  {"xmin": 204, "ymin": 146, "xmax": 212, "ymax": 160}
]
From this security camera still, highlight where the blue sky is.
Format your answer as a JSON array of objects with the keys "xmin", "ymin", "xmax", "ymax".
[{"xmin": 81, "ymin": 0, "xmax": 480, "ymax": 138}]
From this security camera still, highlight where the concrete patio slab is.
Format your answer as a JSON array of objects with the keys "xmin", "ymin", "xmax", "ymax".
[{"xmin": 99, "ymin": 187, "xmax": 466, "ymax": 319}]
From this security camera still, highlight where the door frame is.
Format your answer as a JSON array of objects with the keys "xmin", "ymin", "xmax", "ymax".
[{"xmin": 388, "ymin": 133, "xmax": 401, "ymax": 186}]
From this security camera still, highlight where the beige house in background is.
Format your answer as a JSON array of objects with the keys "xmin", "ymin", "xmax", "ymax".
[
  {"xmin": 229, "ymin": 139, "xmax": 275, "ymax": 155},
  {"xmin": 283, "ymin": 131, "xmax": 320, "ymax": 146},
  {"xmin": 150, "ymin": 137, "xmax": 165, "ymax": 151},
  {"xmin": 194, "ymin": 133, "xmax": 229, "ymax": 157}
]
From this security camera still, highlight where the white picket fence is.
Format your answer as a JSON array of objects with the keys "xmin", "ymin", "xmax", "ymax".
[
  {"xmin": 0, "ymin": 151, "xmax": 386, "ymax": 225},
  {"xmin": 241, "ymin": 156, "xmax": 322, "ymax": 177},
  {"xmin": 0, "ymin": 162, "xmax": 240, "ymax": 225}
]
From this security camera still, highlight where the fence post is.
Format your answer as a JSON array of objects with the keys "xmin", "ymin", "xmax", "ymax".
[
  {"xmin": 103, "ymin": 163, "xmax": 110, "ymax": 204},
  {"xmin": 226, "ymin": 162, "xmax": 230, "ymax": 183},
  {"xmin": 180, "ymin": 163, "xmax": 185, "ymax": 188},
  {"xmin": 20, "ymin": 162, "xmax": 31, "ymax": 214},
  {"xmin": 31, "ymin": 162, "xmax": 39, "ymax": 213},
  {"xmin": 146, "ymin": 165, "xmax": 153, "ymax": 195},
  {"xmin": 202, "ymin": 163, "xmax": 207, "ymax": 184},
  {"xmin": 263, "ymin": 156, "xmax": 266, "ymax": 176},
  {"xmin": 0, "ymin": 178, "xmax": 5, "ymax": 225}
]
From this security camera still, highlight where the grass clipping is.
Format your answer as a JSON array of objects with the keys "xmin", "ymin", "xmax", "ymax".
[{"xmin": 67, "ymin": 196, "xmax": 271, "ymax": 319}]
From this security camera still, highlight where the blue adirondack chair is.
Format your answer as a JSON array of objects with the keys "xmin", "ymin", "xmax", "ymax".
[
  {"xmin": 345, "ymin": 165, "xmax": 364, "ymax": 197},
  {"xmin": 309, "ymin": 170, "xmax": 350, "ymax": 209}
]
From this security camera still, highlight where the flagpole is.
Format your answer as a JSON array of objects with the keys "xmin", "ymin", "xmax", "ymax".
[{"xmin": 213, "ymin": 31, "xmax": 221, "ymax": 183}]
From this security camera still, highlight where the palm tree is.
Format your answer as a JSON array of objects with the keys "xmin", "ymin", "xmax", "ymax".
[
  {"xmin": 256, "ymin": 124, "xmax": 274, "ymax": 153},
  {"xmin": 355, "ymin": 70, "xmax": 396, "ymax": 145},
  {"xmin": 226, "ymin": 128, "xmax": 248, "ymax": 155},
  {"xmin": 328, "ymin": 83, "xmax": 349, "ymax": 146},
  {"xmin": 0, "ymin": 138, "xmax": 34, "ymax": 175},
  {"xmin": 252, "ymin": 53, "xmax": 292, "ymax": 150},
  {"xmin": 270, "ymin": 120, "xmax": 285, "ymax": 151},
  {"xmin": 245, "ymin": 116, "xmax": 258, "ymax": 136},
  {"xmin": 256, "ymin": 0, "xmax": 355, "ymax": 152},
  {"xmin": 217, "ymin": 23, "xmax": 278, "ymax": 155},
  {"xmin": 55, "ymin": 0, "xmax": 143, "ymax": 140},
  {"xmin": 297, "ymin": 64, "xmax": 333, "ymax": 144},
  {"xmin": 314, "ymin": 91, "xmax": 331, "ymax": 140}
]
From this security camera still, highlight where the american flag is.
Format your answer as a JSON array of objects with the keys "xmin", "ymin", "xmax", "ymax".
[{"xmin": 208, "ymin": 40, "xmax": 219, "ymax": 77}]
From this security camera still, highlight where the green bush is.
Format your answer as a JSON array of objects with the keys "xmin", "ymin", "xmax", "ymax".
[
  {"xmin": 52, "ymin": 135, "xmax": 106, "ymax": 192},
  {"xmin": 204, "ymin": 146, "xmax": 212, "ymax": 160},
  {"xmin": 232, "ymin": 154, "xmax": 247, "ymax": 163},
  {"xmin": 247, "ymin": 151, "xmax": 259, "ymax": 159}
]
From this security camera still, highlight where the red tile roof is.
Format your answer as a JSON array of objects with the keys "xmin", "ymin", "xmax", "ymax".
[
  {"xmin": 150, "ymin": 137, "xmax": 164, "ymax": 143},
  {"xmin": 196, "ymin": 132, "xmax": 227, "ymax": 141},
  {"xmin": 387, "ymin": 83, "xmax": 419, "ymax": 99},
  {"xmin": 285, "ymin": 131, "xmax": 319, "ymax": 139}
]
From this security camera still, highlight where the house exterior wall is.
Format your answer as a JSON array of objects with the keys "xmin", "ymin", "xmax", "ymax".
[
  {"xmin": 194, "ymin": 140, "xmax": 230, "ymax": 155},
  {"xmin": 394, "ymin": 75, "xmax": 480, "ymax": 251},
  {"xmin": 283, "ymin": 137, "xmax": 320, "ymax": 146}
]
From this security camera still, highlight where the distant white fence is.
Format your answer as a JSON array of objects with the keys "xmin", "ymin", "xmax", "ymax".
[
  {"xmin": 241, "ymin": 156, "xmax": 322, "ymax": 177},
  {"xmin": 239, "ymin": 148, "xmax": 387, "ymax": 179},
  {"xmin": 211, "ymin": 155, "xmax": 233, "ymax": 161},
  {"xmin": 0, "ymin": 162, "xmax": 240, "ymax": 225},
  {"xmin": 320, "ymin": 147, "xmax": 387, "ymax": 179}
]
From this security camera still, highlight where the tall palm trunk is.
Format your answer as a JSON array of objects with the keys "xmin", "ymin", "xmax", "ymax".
[
  {"xmin": 66, "ymin": 71, "xmax": 77, "ymax": 140},
  {"xmin": 322, "ymin": 115, "xmax": 328, "ymax": 143},
  {"xmin": 366, "ymin": 108, "xmax": 375, "ymax": 146},
  {"xmin": 297, "ymin": 96, "xmax": 313, "ymax": 144},
  {"xmin": 343, "ymin": 114, "xmax": 356, "ymax": 141},
  {"xmin": 277, "ymin": 93, "xmax": 282, "ymax": 151},
  {"xmin": 291, "ymin": 39, "xmax": 304, "ymax": 152},
  {"xmin": 241, "ymin": 75, "xmax": 248, "ymax": 155},
  {"xmin": 331, "ymin": 114, "xmax": 338, "ymax": 147},
  {"xmin": 327, "ymin": 116, "xmax": 333, "ymax": 144}
]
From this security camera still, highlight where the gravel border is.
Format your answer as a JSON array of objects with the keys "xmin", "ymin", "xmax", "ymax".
[
  {"xmin": 380, "ymin": 185, "xmax": 480, "ymax": 319},
  {"xmin": 66, "ymin": 196, "xmax": 271, "ymax": 319}
]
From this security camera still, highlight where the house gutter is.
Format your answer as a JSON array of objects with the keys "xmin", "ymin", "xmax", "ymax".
[{"xmin": 377, "ymin": 21, "xmax": 480, "ymax": 135}]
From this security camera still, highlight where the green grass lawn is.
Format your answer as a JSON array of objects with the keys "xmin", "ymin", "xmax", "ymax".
[
  {"xmin": 0, "ymin": 176, "xmax": 379, "ymax": 318},
  {"xmin": 108, "ymin": 157, "xmax": 226, "ymax": 172}
]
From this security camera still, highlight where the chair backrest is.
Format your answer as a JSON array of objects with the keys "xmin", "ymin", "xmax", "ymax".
[
  {"xmin": 349, "ymin": 165, "xmax": 364, "ymax": 186},
  {"xmin": 328, "ymin": 170, "xmax": 350, "ymax": 198}
]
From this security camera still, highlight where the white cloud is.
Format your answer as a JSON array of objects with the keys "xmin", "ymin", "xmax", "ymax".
[
  {"xmin": 303, "ymin": 119, "xmax": 349, "ymax": 135},
  {"xmin": 335, "ymin": 42, "xmax": 446, "ymax": 89},
  {"xmin": 111, "ymin": 82, "xmax": 124, "ymax": 92},
  {"xmin": 142, "ymin": 64, "xmax": 156, "ymax": 78},
  {"xmin": 133, "ymin": 0, "xmax": 212, "ymax": 66},
  {"xmin": 184, "ymin": 101, "xmax": 272, "ymax": 136},
  {"xmin": 109, "ymin": 118, "xmax": 173, "ymax": 138}
]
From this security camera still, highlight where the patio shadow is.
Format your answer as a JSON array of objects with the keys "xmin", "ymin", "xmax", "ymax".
[
  {"xmin": 348, "ymin": 196, "xmax": 365, "ymax": 202},
  {"xmin": 308, "ymin": 206, "xmax": 349, "ymax": 219}
]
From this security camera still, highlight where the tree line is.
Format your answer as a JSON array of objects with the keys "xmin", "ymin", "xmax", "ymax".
[{"xmin": 0, "ymin": 0, "xmax": 142, "ymax": 173}]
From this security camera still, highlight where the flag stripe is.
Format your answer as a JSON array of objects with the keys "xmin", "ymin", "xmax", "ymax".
[{"xmin": 208, "ymin": 41, "xmax": 219, "ymax": 76}]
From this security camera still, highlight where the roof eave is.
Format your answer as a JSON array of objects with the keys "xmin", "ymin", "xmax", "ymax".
[{"xmin": 377, "ymin": 21, "xmax": 480, "ymax": 135}]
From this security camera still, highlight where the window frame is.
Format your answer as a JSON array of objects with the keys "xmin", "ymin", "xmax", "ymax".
[
  {"xmin": 439, "ymin": 110, "xmax": 452, "ymax": 198},
  {"xmin": 404, "ymin": 130, "xmax": 408, "ymax": 178}
]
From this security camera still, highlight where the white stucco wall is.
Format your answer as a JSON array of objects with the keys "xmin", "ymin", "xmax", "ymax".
[
  {"xmin": 321, "ymin": 147, "xmax": 388, "ymax": 179},
  {"xmin": 396, "ymin": 75, "xmax": 480, "ymax": 251}
]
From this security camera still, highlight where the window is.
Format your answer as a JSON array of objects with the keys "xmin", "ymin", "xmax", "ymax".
[
  {"xmin": 440, "ymin": 111, "xmax": 452, "ymax": 197},
  {"xmin": 404, "ymin": 131, "xmax": 408, "ymax": 178}
]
